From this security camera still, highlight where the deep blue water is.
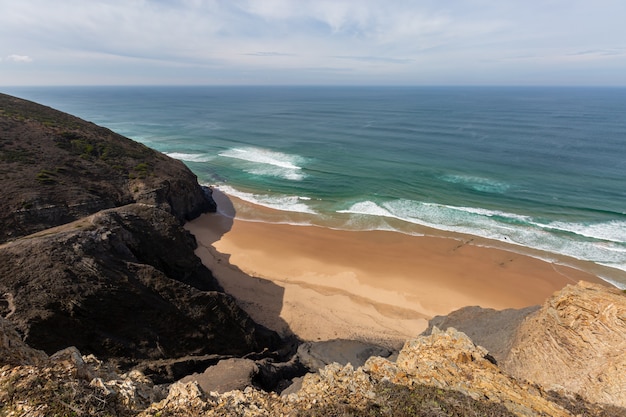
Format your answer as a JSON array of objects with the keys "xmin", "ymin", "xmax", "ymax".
[{"xmin": 3, "ymin": 86, "xmax": 626, "ymax": 286}]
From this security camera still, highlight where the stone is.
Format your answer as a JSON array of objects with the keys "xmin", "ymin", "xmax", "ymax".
[
  {"xmin": 179, "ymin": 358, "xmax": 260, "ymax": 393},
  {"xmin": 422, "ymin": 304, "xmax": 539, "ymax": 364},
  {"xmin": 504, "ymin": 281, "xmax": 626, "ymax": 407},
  {"xmin": 296, "ymin": 339, "xmax": 392, "ymax": 371}
]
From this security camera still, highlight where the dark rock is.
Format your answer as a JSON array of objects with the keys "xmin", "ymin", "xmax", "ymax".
[
  {"xmin": 0, "ymin": 204, "xmax": 280, "ymax": 363},
  {"xmin": 179, "ymin": 358, "xmax": 260, "ymax": 393},
  {"xmin": 0, "ymin": 93, "xmax": 283, "ymax": 379},
  {"xmin": 133, "ymin": 353, "xmax": 233, "ymax": 385},
  {"xmin": 296, "ymin": 339, "xmax": 393, "ymax": 372},
  {"xmin": 0, "ymin": 316, "xmax": 48, "ymax": 366}
]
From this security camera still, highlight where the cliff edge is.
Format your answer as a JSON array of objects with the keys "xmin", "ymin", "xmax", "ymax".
[{"xmin": 0, "ymin": 93, "xmax": 280, "ymax": 378}]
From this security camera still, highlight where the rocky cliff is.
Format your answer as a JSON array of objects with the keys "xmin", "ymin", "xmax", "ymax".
[
  {"xmin": 504, "ymin": 281, "xmax": 626, "ymax": 408},
  {"xmin": 2, "ymin": 311, "xmax": 623, "ymax": 416},
  {"xmin": 0, "ymin": 93, "xmax": 280, "ymax": 380},
  {"xmin": 2, "ymin": 93, "xmax": 625, "ymax": 416}
]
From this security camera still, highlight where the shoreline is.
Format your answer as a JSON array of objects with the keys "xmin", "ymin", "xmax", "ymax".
[{"xmin": 186, "ymin": 190, "xmax": 609, "ymax": 347}]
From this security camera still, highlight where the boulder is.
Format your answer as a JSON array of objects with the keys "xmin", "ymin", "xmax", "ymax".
[
  {"xmin": 296, "ymin": 339, "xmax": 392, "ymax": 371},
  {"xmin": 179, "ymin": 358, "xmax": 260, "ymax": 393}
]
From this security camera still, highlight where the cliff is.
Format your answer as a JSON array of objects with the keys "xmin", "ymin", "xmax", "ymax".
[
  {"xmin": 0, "ymin": 93, "xmax": 280, "ymax": 379},
  {"xmin": 0, "ymin": 93, "xmax": 215, "ymax": 243},
  {"xmin": 504, "ymin": 281, "xmax": 626, "ymax": 408}
]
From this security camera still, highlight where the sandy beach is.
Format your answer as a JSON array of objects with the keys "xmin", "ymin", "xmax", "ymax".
[{"xmin": 186, "ymin": 190, "xmax": 608, "ymax": 348}]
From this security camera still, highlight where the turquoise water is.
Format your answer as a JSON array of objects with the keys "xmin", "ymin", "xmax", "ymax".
[{"xmin": 4, "ymin": 86, "xmax": 626, "ymax": 287}]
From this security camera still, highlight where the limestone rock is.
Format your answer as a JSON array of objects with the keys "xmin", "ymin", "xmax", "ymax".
[
  {"xmin": 422, "ymin": 304, "xmax": 539, "ymax": 363},
  {"xmin": 365, "ymin": 327, "xmax": 572, "ymax": 417},
  {"xmin": 143, "ymin": 328, "xmax": 590, "ymax": 416},
  {"xmin": 504, "ymin": 281, "xmax": 626, "ymax": 407}
]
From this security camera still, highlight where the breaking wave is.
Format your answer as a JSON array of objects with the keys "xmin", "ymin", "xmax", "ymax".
[
  {"xmin": 337, "ymin": 199, "xmax": 626, "ymax": 276},
  {"xmin": 219, "ymin": 147, "xmax": 306, "ymax": 181},
  {"xmin": 165, "ymin": 152, "xmax": 214, "ymax": 163}
]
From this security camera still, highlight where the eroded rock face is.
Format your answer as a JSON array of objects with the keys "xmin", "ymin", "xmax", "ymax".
[
  {"xmin": 422, "ymin": 305, "xmax": 539, "ymax": 364},
  {"xmin": 504, "ymin": 281, "xmax": 626, "ymax": 407},
  {"xmin": 144, "ymin": 328, "xmax": 582, "ymax": 417},
  {"xmin": 0, "ymin": 204, "xmax": 280, "ymax": 362}
]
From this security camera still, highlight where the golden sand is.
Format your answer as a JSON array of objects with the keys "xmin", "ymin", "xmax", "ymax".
[{"xmin": 185, "ymin": 191, "xmax": 607, "ymax": 348}]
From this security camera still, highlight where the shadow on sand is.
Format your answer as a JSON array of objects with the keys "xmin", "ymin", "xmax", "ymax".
[{"xmin": 190, "ymin": 188, "xmax": 296, "ymax": 345}]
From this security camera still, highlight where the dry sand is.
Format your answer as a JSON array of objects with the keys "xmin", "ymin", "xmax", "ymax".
[{"xmin": 185, "ymin": 191, "xmax": 608, "ymax": 348}]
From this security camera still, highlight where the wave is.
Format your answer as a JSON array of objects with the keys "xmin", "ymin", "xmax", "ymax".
[
  {"xmin": 219, "ymin": 147, "xmax": 306, "ymax": 181},
  {"xmin": 534, "ymin": 220, "xmax": 626, "ymax": 243},
  {"xmin": 165, "ymin": 152, "xmax": 214, "ymax": 163},
  {"xmin": 217, "ymin": 185, "xmax": 316, "ymax": 215},
  {"xmin": 337, "ymin": 199, "xmax": 626, "ymax": 276},
  {"xmin": 441, "ymin": 174, "xmax": 511, "ymax": 194}
]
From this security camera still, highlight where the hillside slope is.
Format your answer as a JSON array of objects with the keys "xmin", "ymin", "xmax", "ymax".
[{"xmin": 0, "ymin": 93, "xmax": 214, "ymax": 243}]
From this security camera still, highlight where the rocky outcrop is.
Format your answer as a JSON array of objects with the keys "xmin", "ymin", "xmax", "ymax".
[
  {"xmin": 179, "ymin": 358, "xmax": 261, "ymax": 394},
  {"xmin": 0, "ymin": 93, "xmax": 215, "ymax": 244},
  {"xmin": 2, "ymin": 286, "xmax": 625, "ymax": 416},
  {"xmin": 145, "ymin": 328, "xmax": 619, "ymax": 417},
  {"xmin": 0, "ymin": 332, "xmax": 164, "ymax": 416},
  {"xmin": 0, "ymin": 203, "xmax": 279, "ymax": 364},
  {"xmin": 422, "ymin": 305, "xmax": 539, "ymax": 364},
  {"xmin": 504, "ymin": 281, "xmax": 626, "ymax": 408}
]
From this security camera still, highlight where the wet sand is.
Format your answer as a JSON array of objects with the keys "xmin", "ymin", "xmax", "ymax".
[{"xmin": 185, "ymin": 191, "xmax": 608, "ymax": 348}]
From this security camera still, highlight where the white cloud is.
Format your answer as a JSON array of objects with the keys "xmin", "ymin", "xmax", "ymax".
[
  {"xmin": 6, "ymin": 54, "xmax": 33, "ymax": 63},
  {"xmin": 0, "ymin": 0, "xmax": 625, "ymax": 85}
]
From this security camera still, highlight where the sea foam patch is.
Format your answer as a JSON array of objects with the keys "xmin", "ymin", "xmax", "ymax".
[
  {"xmin": 338, "ymin": 198, "xmax": 626, "ymax": 275},
  {"xmin": 441, "ymin": 174, "xmax": 511, "ymax": 194},
  {"xmin": 218, "ymin": 185, "xmax": 316, "ymax": 214},
  {"xmin": 165, "ymin": 152, "xmax": 214, "ymax": 163},
  {"xmin": 219, "ymin": 147, "xmax": 306, "ymax": 181}
]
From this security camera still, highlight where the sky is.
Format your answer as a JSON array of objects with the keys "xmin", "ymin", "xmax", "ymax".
[{"xmin": 1, "ymin": 0, "xmax": 626, "ymax": 86}]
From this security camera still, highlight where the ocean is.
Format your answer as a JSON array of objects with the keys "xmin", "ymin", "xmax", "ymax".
[{"xmin": 4, "ymin": 86, "xmax": 626, "ymax": 288}]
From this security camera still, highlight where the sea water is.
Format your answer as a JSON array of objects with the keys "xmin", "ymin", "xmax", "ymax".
[{"xmin": 4, "ymin": 86, "xmax": 626, "ymax": 287}]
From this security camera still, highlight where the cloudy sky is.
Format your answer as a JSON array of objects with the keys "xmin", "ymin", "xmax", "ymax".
[{"xmin": 1, "ymin": 0, "xmax": 625, "ymax": 86}]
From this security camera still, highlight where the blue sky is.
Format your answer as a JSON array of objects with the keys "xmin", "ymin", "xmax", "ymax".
[{"xmin": 1, "ymin": 0, "xmax": 625, "ymax": 86}]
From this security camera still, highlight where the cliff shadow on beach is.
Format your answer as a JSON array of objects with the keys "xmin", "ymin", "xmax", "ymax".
[{"xmin": 187, "ymin": 188, "xmax": 296, "ymax": 343}]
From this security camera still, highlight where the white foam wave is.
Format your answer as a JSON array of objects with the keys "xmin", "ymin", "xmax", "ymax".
[
  {"xmin": 165, "ymin": 152, "xmax": 214, "ymax": 163},
  {"xmin": 441, "ymin": 174, "xmax": 510, "ymax": 194},
  {"xmin": 247, "ymin": 166, "xmax": 305, "ymax": 181},
  {"xmin": 535, "ymin": 220, "xmax": 626, "ymax": 243},
  {"xmin": 217, "ymin": 185, "xmax": 316, "ymax": 214},
  {"xmin": 219, "ymin": 147, "xmax": 306, "ymax": 180},
  {"xmin": 337, "ymin": 199, "xmax": 626, "ymax": 275}
]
